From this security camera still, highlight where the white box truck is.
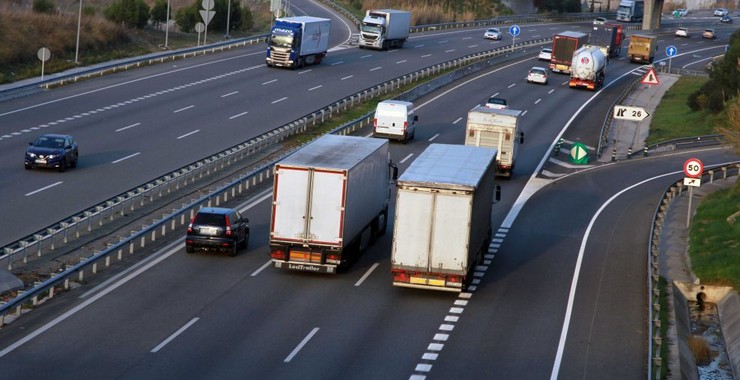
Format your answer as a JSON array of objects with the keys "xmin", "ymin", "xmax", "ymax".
[
  {"xmin": 270, "ymin": 135, "xmax": 395, "ymax": 273},
  {"xmin": 359, "ymin": 9, "xmax": 411, "ymax": 50},
  {"xmin": 391, "ymin": 144, "xmax": 498, "ymax": 292},
  {"xmin": 465, "ymin": 106, "xmax": 524, "ymax": 177},
  {"xmin": 372, "ymin": 100, "xmax": 418, "ymax": 142},
  {"xmin": 266, "ymin": 16, "xmax": 331, "ymax": 69}
]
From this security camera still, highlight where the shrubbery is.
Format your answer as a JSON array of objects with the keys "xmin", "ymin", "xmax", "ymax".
[
  {"xmin": 175, "ymin": 0, "xmax": 250, "ymax": 33},
  {"xmin": 104, "ymin": 0, "xmax": 150, "ymax": 28},
  {"xmin": 687, "ymin": 30, "xmax": 740, "ymax": 112}
]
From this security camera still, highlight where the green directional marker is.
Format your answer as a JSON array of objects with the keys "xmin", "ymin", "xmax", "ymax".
[{"xmin": 569, "ymin": 142, "xmax": 589, "ymax": 164}]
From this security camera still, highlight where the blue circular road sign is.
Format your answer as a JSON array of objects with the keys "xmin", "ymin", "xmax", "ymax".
[
  {"xmin": 509, "ymin": 25, "xmax": 521, "ymax": 37},
  {"xmin": 666, "ymin": 45, "xmax": 678, "ymax": 57}
]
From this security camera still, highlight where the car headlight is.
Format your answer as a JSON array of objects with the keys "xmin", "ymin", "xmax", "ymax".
[
  {"xmin": 47, "ymin": 154, "xmax": 56, "ymax": 160},
  {"xmin": 27, "ymin": 152, "xmax": 36, "ymax": 158}
]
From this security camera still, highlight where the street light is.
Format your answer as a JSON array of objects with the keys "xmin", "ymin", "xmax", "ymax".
[
  {"xmin": 164, "ymin": 0, "xmax": 171, "ymax": 49},
  {"xmin": 75, "ymin": 0, "xmax": 82, "ymax": 64}
]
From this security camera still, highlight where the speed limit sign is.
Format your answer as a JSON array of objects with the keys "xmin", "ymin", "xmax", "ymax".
[{"xmin": 683, "ymin": 158, "xmax": 703, "ymax": 178}]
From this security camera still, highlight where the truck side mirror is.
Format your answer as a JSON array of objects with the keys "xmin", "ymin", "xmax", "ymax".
[
  {"xmin": 413, "ymin": 115, "xmax": 419, "ymax": 122},
  {"xmin": 390, "ymin": 162, "xmax": 398, "ymax": 181},
  {"xmin": 519, "ymin": 132, "xmax": 524, "ymax": 144}
]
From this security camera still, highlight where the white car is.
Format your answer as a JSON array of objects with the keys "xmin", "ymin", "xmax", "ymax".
[
  {"xmin": 485, "ymin": 97, "xmax": 508, "ymax": 109},
  {"xmin": 702, "ymin": 29, "xmax": 717, "ymax": 39},
  {"xmin": 714, "ymin": 8, "xmax": 728, "ymax": 17},
  {"xmin": 526, "ymin": 67, "xmax": 549, "ymax": 85},
  {"xmin": 593, "ymin": 17, "xmax": 607, "ymax": 25},
  {"xmin": 483, "ymin": 28, "xmax": 503, "ymax": 40},
  {"xmin": 675, "ymin": 27, "xmax": 689, "ymax": 37},
  {"xmin": 538, "ymin": 48, "xmax": 552, "ymax": 61}
]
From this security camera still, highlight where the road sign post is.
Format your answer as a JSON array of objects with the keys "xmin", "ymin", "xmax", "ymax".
[
  {"xmin": 683, "ymin": 158, "xmax": 703, "ymax": 228},
  {"xmin": 640, "ymin": 67, "xmax": 659, "ymax": 86},
  {"xmin": 665, "ymin": 45, "xmax": 677, "ymax": 73},
  {"xmin": 509, "ymin": 25, "xmax": 520, "ymax": 53}
]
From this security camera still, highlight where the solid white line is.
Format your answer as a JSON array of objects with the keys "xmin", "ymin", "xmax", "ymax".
[
  {"xmin": 112, "ymin": 152, "xmax": 141, "ymax": 164},
  {"xmin": 177, "ymin": 130, "xmax": 199, "ymax": 139},
  {"xmin": 355, "ymin": 263, "xmax": 379, "ymax": 286},
  {"xmin": 251, "ymin": 260, "xmax": 272, "ymax": 277},
  {"xmin": 272, "ymin": 97, "xmax": 287, "ymax": 104},
  {"xmin": 308, "ymin": 85, "xmax": 322, "ymax": 91},
  {"xmin": 284, "ymin": 327, "xmax": 319, "ymax": 362},
  {"xmin": 428, "ymin": 133, "xmax": 439, "ymax": 142},
  {"xmin": 400, "ymin": 154, "xmax": 414, "ymax": 164},
  {"xmin": 221, "ymin": 91, "xmax": 238, "ymax": 98},
  {"xmin": 341, "ymin": 75, "xmax": 354, "ymax": 80},
  {"xmin": 229, "ymin": 111, "xmax": 249, "ymax": 120},
  {"xmin": 25, "ymin": 181, "xmax": 63, "ymax": 196},
  {"xmin": 370, "ymin": 67, "xmax": 382, "ymax": 71},
  {"xmin": 151, "ymin": 317, "xmax": 199, "ymax": 353},
  {"xmin": 115, "ymin": 122, "xmax": 141, "ymax": 132},
  {"xmin": 173, "ymin": 105, "xmax": 194, "ymax": 113},
  {"xmin": 262, "ymin": 79, "xmax": 277, "ymax": 85}
]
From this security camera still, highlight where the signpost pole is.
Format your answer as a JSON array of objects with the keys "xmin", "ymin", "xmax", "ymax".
[{"xmin": 686, "ymin": 186, "xmax": 693, "ymax": 229}]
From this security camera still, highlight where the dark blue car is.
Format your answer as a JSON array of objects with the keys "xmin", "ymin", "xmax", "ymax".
[{"xmin": 25, "ymin": 134, "xmax": 79, "ymax": 172}]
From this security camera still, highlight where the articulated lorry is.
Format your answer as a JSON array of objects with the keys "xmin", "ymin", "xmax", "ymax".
[
  {"xmin": 550, "ymin": 31, "xmax": 589, "ymax": 74},
  {"xmin": 569, "ymin": 46, "xmax": 607, "ymax": 91},
  {"xmin": 391, "ymin": 144, "xmax": 498, "ymax": 292},
  {"xmin": 589, "ymin": 24, "xmax": 623, "ymax": 58},
  {"xmin": 266, "ymin": 16, "xmax": 331, "ymax": 69},
  {"xmin": 464, "ymin": 106, "xmax": 523, "ymax": 177},
  {"xmin": 627, "ymin": 33, "xmax": 657, "ymax": 64},
  {"xmin": 616, "ymin": 0, "xmax": 644, "ymax": 22},
  {"xmin": 359, "ymin": 9, "xmax": 411, "ymax": 50},
  {"xmin": 269, "ymin": 135, "xmax": 395, "ymax": 273}
]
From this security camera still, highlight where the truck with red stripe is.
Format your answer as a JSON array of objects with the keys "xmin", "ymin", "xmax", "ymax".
[
  {"xmin": 269, "ymin": 135, "xmax": 395, "ymax": 273},
  {"xmin": 550, "ymin": 31, "xmax": 589, "ymax": 74}
]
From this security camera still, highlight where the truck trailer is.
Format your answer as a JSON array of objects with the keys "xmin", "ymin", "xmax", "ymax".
[
  {"xmin": 269, "ymin": 135, "xmax": 395, "ymax": 273},
  {"xmin": 589, "ymin": 24, "xmax": 623, "ymax": 58},
  {"xmin": 391, "ymin": 144, "xmax": 497, "ymax": 292},
  {"xmin": 266, "ymin": 16, "xmax": 331, "ymax": 69},
  {"xmin": 569, "ymin": 46, "xmax": 607, "ymax": 91},
  {"xmin": 464, "ymin": 106, "xmax": 523, "ymax": 177},
  {"xmin": 627, "ymin": 33, "xmax": 657, "ymax": 64},
  {"xmin": 359, "ymin": 9, "xmax": 411, "ymax": 50},
  {"xmin": 550, "ymin": 31, "xmax": 589, "ymax": 74}
]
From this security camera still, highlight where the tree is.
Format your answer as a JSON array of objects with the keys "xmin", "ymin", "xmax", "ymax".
[
  {"xmin": 104, "ymin": 0, "xmax": 151, "ymax": 28},
  {"xmin": 151, "ymin": 0, "xmax": 169, "ymax": 30},
  {"xmin": 32, "ymin": 0, "xmax": 55, "ymax": 13},
  {"xmin": 688, "ymin": 30, "xmax": 740, "ymax": 113},
  {"xmin": 175, "ymin": 0, "xmax": 246, "ymax": 33}
]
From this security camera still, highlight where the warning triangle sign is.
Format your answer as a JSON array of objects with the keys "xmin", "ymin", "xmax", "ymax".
[{"xmin": 640, "ymin": 67, "xmax": 660, "ymax": 85}]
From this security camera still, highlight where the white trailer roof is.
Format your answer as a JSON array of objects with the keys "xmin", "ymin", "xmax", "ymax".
[
  {"xmin": 279, "ymin": 135, "xmax": 386, "ymax": 170},
  {"xmin": 399, "ymin": 144, "xmax": 496, "ymax": 189},
  {"xmin": 470, "ymin": 105, "xmax": 522, "ymax": 118},
  {"xmin": 277, "ymin": 16, "xmax": 331, "ymax": 23}
]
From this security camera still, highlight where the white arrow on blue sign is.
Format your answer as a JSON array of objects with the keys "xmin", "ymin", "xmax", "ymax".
[
  {"xmin": 509, "ymin": 25, "xmax": 521, "ymax": 36},
  {"xmin": 666, "ymin": 45, "xmax": 677, "ymax": 57}
]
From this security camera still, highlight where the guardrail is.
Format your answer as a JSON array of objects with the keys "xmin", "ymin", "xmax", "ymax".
[
  {"xmin": 647, "ymin": 162, "xmax": 740, "ymax": 380},
  {"xmin": 596, "ymin": 74, "xmax": 642, "ymax": 159},
  {"xmin": 0, "ymin": 36, "xmax": 554, "ymax": 324}
]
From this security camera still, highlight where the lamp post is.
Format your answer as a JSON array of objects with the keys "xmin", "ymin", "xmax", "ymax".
[
  {"xmin": 225, "ymin": 0, "xmax": 231, "ymax": 38},
  {"xmin": 75, "ymin": 0, "xmax": 82, "ymax": 64},
  {"xmin": 164, "ymin": 0, "xmax": 171, "ymax": 49}
]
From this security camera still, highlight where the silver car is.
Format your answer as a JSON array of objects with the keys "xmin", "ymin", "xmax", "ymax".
[
  {"xmin": 527, "ymin": 67, "xmax": 549, "ymax": 85},
  {"xmin": 483, "ymin": 28, "xmax": 503, "ymax": 40}
]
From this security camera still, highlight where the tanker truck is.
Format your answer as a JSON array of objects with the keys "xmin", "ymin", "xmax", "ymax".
[
  {"xmin": 359, "ymin": 9, "xmax": 411, "ymax": 50},
  {"xmin": 569, "ymin": 46, "xmax": 607, "ymax": 91}
]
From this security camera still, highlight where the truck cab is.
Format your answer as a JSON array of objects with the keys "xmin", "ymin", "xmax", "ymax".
[{"xmin": 372, "ymin": 100, "xmax": 418, "ymax": 142}]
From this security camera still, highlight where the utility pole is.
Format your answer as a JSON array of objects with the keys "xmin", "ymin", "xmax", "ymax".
[{"xmin": 75, "ymin": 0, "xmax": 82, "ymax": 64}]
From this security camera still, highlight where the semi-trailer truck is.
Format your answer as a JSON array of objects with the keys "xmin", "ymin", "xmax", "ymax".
[
  {"xmin": 269, "ymin": 135, "xmax": 395, "ymax": 273},
  {"xmin": 616, "ymin": 0, "xmax": 644, "ymax": 22},
  {"xmin": 589, "ymin": 24, "xmax": 623, "ymax": 58},
  {"xmin": 359, "ymin": 9, "xmax": 411, "ymax": 50},
  {"xmin": 550, "ymin": 31, "xmax": 589, "ymax": 74},
  {"xmin": 391, "ymin": 144, "xmax": 498, "ymax": 292},
  {"xmin": 569, "ymin": 46, "xmax": 607, "ymax": 91},
  {"xmin": 464, "ymin": 106, "xmax": 523, "ymax": 177},
  {"xmin": 627, "ymin": 33, "xmax": 657, "ymax": 63},
  {"xmin": 266, "ymin": 16, "xmax": 331, "ymax": 69}
]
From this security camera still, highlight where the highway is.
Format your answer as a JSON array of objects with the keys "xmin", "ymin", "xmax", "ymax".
[{"xmin": 0, "ymin": 1, "xmax": 738, "ymax": 378}]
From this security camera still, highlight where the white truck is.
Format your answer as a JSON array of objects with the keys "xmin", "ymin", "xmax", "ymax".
[
  {"xmin": 266, "ymin": 16, "xmax": 331, "ymax": 69},
  {"xmin": 616, "ymin": 0, "xmax": 644, "ymax": 22},
  {"xmin": 569, "ymin": 46, "xmax": 607, "ymax": 91},
  {"xmin": 465, "ymin": 106, "xmax": 524, "ymax": 177},
  {"xmin": 391, "ymin": 144, "xmax": 498, "ymax": 292},
  {"xmin": 359, "ymin": 9, "xmax": 411, "ymax": 50},
  {"xmin": 270, "ymin": 135, "xmax": 395, "ymax": 273}
]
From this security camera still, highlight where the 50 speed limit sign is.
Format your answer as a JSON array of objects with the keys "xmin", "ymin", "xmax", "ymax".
[{"xmin": 683, "ymin": 158, "xmax": 703, "ymax": 178}]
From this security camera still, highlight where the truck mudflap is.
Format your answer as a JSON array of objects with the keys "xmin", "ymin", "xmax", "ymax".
[
  {"xmin": 270, "ymin": 245, "xmax": 341, "ymax": 273},
  {"xmin": 391, "ymin": 270, "xmax": 465, "ymax": 292}
]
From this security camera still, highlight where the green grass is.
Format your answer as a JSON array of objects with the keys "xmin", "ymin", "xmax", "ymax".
[
  {"xmin": 647, "ymin": 76, "xmax": 719, "ymax": 146},
  {"xmin": 688, "ymin": 182, "xmax": 740, "ymax": 290}
]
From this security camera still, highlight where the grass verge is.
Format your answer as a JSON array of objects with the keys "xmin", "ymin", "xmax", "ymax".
[{"xmin": 647, "ymin": 76, "xmax": 719, "ymax": 146}]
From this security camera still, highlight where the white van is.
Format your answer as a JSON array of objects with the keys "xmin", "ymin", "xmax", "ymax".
[{"xmin": 372, "ymin": 100, "xmax": 418, "ymax": 142}]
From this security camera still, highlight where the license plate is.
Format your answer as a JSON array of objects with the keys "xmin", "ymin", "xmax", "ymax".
[
  {"xmin": 199, "ymin": 226, "xmax": 219, "ymax": 236},
  {"xmin": 35, "ymin": 159, "xmax": 47, "ymax": 164}
]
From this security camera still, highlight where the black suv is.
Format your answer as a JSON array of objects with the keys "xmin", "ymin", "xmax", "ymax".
[
  {"xmin": 25, "ymin": 134, "xmax": 79, "ymax": 172},
  {"xmin": 186, "ymin": 207, "xmax": 249, "ymax": 256}
]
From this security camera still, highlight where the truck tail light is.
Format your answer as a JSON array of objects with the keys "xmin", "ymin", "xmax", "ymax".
[
  {"xmin": 446, "ymin": 275, "xmax": 463, "ymax": 288},
  {"xmin": 403, "ymin": 121, "xmax": 408, "ymax": 130},
  {"xmin": 393, "ymin": 270, "xmax": 410, "ymax": 283},
  {"xmin": 326, "ymin": 252, "xmax": 341, "ymax": 264},
  {"xmin": 271, "ymin": 248, "xmax": 286, "ymax": 260}
]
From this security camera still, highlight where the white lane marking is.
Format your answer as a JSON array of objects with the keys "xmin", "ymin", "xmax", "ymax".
[
  {"xmin": 272, "ymin": 97, "xmax": 287, "ymax": 104},
  {"xmin": 112, "ymin": 152, "xmax": 141, "ymax": 164},
  {"xmin": 355, "ymin": 263, "xmax": 379, "ymax": 286},
  {"xmin": 428, "ymin": 133, "xmax": 439, "ymax": 142},
  {"xmin": 151, "ymin": 317, "xmax": 199, "ymax": 353},
  {"xmin": 561, "ymin": 81, "xmax": 569, "ymax": 86},
  {"xmin": 341, "ymin": 75, "xmax": 354, "ymax": 80},
  {"xmin": 308, "ymin": 85, "xmax": 322, "ymax": 91},
  {"xmin": 400, "ymin": 154, "xmax": 414, "ymax": 164},
  {"xmin": 414, "ymin": 44, "xmax": 425, "ymax": 48},
  {"xmin": 438, "ymin": 40, "xmax": 448, "ymax": 43},
  {"xmin": 453, "ymin": 117, "xmax": 463, "ymax": 124},
  {"xmin": 331, "ymin": 61, "xmax": 344, "ymax": 65},
  {"xmin": 284, "ymin": 327, "xmax": 319, "ymax": 362},
  {"xmin": 370, "ymin": 67, "xmax": 382, "ymax": 71},
  {"xmin": 682, "ymin": 56, "xmax": 713, "ymax": 68},
  {"xmin": 25, "ymin": 181, "xmax": 63, "ymax": 197},
  {"xmin": 445, "ymin": 49, "xmax": 456, "ymax": 53},
  {"xmin": 462, "ymin": 37, "xmax": 472, "ymax": 40},
  {"xmin": 433, "ymin": 334, "xmax": 449, "ymax": 341},
  {"xmin": 262, "ymin": 79, "xmax": 277, "ymax": 85},
  {"xmin": 468, "ymin": 45, "xmax": 479, "ymax": 48},
  {"xmin": 548, "ymin": 89, "xmax": 555, "ymax": 94},
  {"xmin": 297, "ymin": 69, "xmax": 312, "ymax": 74},
  {"xmin": 177, "ymin": 130, "xmax": 199, "ymax": 139},
  {"xmin": 416, "ymin": 364, "xmax": 432, "ymax": 372},
  {"xmin": 492, "ymin": 92, "xmax": 500, "ymax": 97},
  {"xmin": 396, "ymin": 60, "xmax": 407, "ymax": 64},
  {"xmin": 423, "ymin": 353, "xmax": 439, "ymax": 360},
  {"xmin": 522, "ymin": 110, "xmax": 528, "ymax": 116},
  {"xmin": 173, "ymin": 105, "xmax": 194, "ymax": 113},
  {"xmin": 229, "ymin": 111, "xmax": 249, "ymax": 120},
  {"xmin": 508, "ymin": 83, "xmax": 516, "ymax": 88},
  {"xmin": 116, "ymin": 123, "xmax": 141, "ymax": 132},
  {"xmin": 360, "ymin": 54, "xmax": 371, "ymax": 58},
  {"xmin": 251, "ymin": 260, "xmax": 272, "ymax": 277},
  {"xmin": 535, "ymin": 98, "xmax": 542, "ymax": 104},
  {"xmin": 421, "ymin": 54, "xmax": 432, "ymax": 58},
  {"xmin": 444, "ymin": 316, "xmax": 459, "ymax": 322},
  {"xmin": 221, "ymin": 91, "xmax": 238, "ymax": 97},
  {"xmin": 440, "ymin": 324, "xmax": 454, "ymax": 331},
  {"xmin": 428, "ymin": 343, "xmax": 443, "ymax": 351}
]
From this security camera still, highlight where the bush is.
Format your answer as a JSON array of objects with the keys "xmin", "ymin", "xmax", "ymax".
[
  {"xmin": 33, "ymin": 0, "xmax": 55, "ymax": 14},
  {"xmin": 104, "ymin": 0, "xmax": 150, "ymax": 29}
]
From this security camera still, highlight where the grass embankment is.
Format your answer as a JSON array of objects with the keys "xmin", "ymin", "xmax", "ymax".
[{"xmin": 649, "ymin": 76, "xmax": 739, "ymax": 290}]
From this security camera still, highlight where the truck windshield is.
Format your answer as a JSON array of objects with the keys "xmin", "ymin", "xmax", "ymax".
[
  {"xmin": 270, "ymin": 31, "xmax": 294, "ymax": 48},
  {"xmin": 618, "ymin": 5, "xmax": 631, "ymax": 12},
  {"xmin": 361, "ymin": 24, "xmax": 383, "ymax": 34}
]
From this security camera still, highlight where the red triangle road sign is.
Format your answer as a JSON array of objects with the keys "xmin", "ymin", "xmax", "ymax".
[{"xmin": 640, "ymin": 67, "xmax": 660, "ymax": 85}]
